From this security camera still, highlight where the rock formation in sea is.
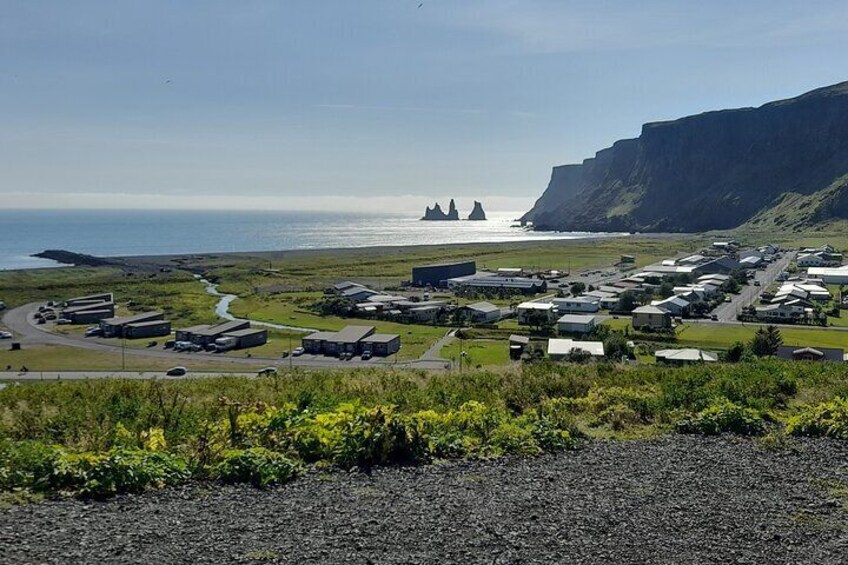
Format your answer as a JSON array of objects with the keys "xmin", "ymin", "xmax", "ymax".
[
  {"xmin": 467, "ymin": 201, "xmax": 487, "ymax": 221},
  {"xmin": 421, "ymin": 199, "xmax": 460, "ymax": 221}
]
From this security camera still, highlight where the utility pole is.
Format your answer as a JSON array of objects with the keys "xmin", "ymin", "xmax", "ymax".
[
  {"xmin": 289, "ymin": 334, "xmax": 293, "ymax": 370},
  {"xmin": 121, "ymin": 334, "xmax": 126, "ymax": 371}
]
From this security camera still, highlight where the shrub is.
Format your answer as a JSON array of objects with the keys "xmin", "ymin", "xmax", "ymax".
[
  {"xmin": 0, "ymin": 440, "xmax": 65, "ymax": 492},
  {"xmin": 68, "ymin": 450, "xmax": 190, "ymax": 497},
  {"xmin": 332, "ymin": 406, "xmax": 428, "ymax": 469},
  {"xmin": 215, "ymin": 448, "xmax": 300, "ymax": 488},
  {"xmin": 676, "ymin": 400, "xmax": 766, "ymax": 436},
  {"xmin": 786, "ymin": 397, "xmax": 848, "ymax": 439}
]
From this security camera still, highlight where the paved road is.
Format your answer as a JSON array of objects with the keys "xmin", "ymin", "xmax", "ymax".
[
  {"xmin": 0, "ymin": 371, "xmax": 260, "ymax": 381},
  {"xmin": 1, "ymin": 303, "xmax": 449, "ymax": 371},
  {"xmin": 711, "ymin": 251, "xmax": 794, "ymax": 322}
]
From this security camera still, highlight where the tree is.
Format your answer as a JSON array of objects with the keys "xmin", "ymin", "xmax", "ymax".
[
  {"xmin": 603, "ymin": 332, "xmax": 630, "ymax": 361},
  {"xmin": 725, "ymin": 341, "xmax": 745, "ymax": 363},
  {"xmin": 524, "ymin": 309, "xmax": 554, "ymax": 335},
  {"xmin": 619, "ymin": 290, "xmax": 638, "ymax": 313},
  {"xmin": 750, "ymin": 325, "xmax": 782, "ymax": 357},
  {"xmin": 570, "ymin": 282, "xmax": 586, "ymax": 295},
  {"xmin": 658, "ymin": 282, "xmax": 674, "ymax": 299}
]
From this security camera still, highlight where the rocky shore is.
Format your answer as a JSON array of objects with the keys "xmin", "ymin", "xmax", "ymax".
[{"xmin": 3, "ymin": 436, "xmax": 848, "ymax": 564}]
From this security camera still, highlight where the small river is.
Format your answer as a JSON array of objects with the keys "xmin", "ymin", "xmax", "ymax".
[{"xmin": 198, "ymin": 277, "xmax": 317, "ymax": 333}]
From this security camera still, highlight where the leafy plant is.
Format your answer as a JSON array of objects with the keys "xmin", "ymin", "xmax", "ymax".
[
  {"xmin": 676, "ymin": 400, "xmax": 766, "ymax": 436},
  {"xmin": 215, "ymin": 448, "xmax": 300, "ymax": 488},
  {"xmin": 786, "ymin": 397, "xmax": 848, "ymax": 439}
]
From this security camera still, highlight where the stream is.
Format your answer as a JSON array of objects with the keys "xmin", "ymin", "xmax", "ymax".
[{"xmin": 197, "ymin": 276, "xmax": 317, "ymax": 333}]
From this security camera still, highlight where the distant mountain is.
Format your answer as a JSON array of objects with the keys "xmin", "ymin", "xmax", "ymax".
[
  {"xmin": 522, "ymin": 81, "xmax": 848, "ymax": 233},
  {"xmin": 421, "ymin": 199, "xmax": 460, "ymax": 221}
]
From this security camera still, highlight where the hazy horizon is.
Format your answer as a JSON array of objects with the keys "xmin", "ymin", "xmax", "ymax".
[{"xmin": 3, "ymin": 1, "xmax": 848, "ymax": 213}]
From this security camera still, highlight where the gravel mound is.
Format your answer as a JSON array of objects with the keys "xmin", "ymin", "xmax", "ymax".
[{"xmin": 3, "ymin": 436, "xmax": 848, "ymax": 564}]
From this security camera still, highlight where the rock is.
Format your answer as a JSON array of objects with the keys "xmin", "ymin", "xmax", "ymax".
[
  {"xmin": 467, "ymin": 201, "xmax": 487, "ymax": 221},
  {"xmin": 421, "ymin": 199, "xmax": 460, "ymax": 221},
  {"xmin": 522, "ymin": 81, "xmax": 848, "ymax": 233}
]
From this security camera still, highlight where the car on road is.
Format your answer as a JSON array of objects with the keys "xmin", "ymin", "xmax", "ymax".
[
  {"xmin": 753, "ymin": 280, "xmax": 761, "ymax": 287},
  {"xmin": 166, "ymin": 366, "xmax": 187, "ymax": 377},
  {"xmin": 710, "ymin": 314, "xmax": 718, "ymax": 321},
  {"xmin": 724, "ymin": 296, "xmax": 733, "ymax": 303},
  {"xmin": 0, "ymin": 331, "xmax": 12, "ymax": 339},
  {"xmin": 84, "ymin": 327, "xmax": 103, "ymax": 337},
  {"xmin": 258, "ymin": 367, "xmax": 278, "ymax": 376},
  {"xmin": 56, "ymin": 318, "xmax": 72, "ymax": 325},
  {"xmin": 292, "ymin": 347, "xmax": 305, "ymax": 356}
]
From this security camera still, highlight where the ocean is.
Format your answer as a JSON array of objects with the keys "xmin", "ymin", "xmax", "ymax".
[{"xmin": 0, "ymin": 209, "xmax": 611, "ymax": 270}]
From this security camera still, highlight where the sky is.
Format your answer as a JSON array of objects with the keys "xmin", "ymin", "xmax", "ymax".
[{"xmin": 2, "ymin": 0, "xmax": 848, "ymax": 214}]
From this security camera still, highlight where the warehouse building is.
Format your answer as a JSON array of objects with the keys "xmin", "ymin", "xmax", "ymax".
[
  {"xmin": 63, "ymin": 292, "xmax": 114, "ymax": 307},
  {"xmin": 124, "ymin": 320, "xmax": 172, "ymax": 339},
  {"xmin": 302, "ymin": 325, "xmax": 401, "ymax": 357},
  {"xmin": 411, "ymin": 261, "xmax": 476, "ymax": 287},
  {"xmin": 361, "ymin": 333, "xmax": 401, "ymax": 356},
  {"xmin": 61, "ymin": 301, "xmax": 116, "ymax": 324},
  {"xmin": 222, "ymin": 328, "xmax": 268, "ymax": 349},
  {"xmin": 100, "ymin": 312, "xmax": 165, "ymax": 338},
  {"xmin": 175, "ymin": 324, "xmax": 211, "ymax": 342},
  {"xmin": 186, "ymin": 320, "xmax": 250, "ymax": 346}
]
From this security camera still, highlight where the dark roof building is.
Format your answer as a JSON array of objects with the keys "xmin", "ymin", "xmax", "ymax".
[
  {"xmin": 100, "ymin": 312, "xmax": 165, "ymax": 337},
  {"xmin": 411, "ymin": 261, "xmax": 476, "ymax": 287},
  {"xmin": 776, "ymin": 345, "xmax": 846, "ymax": 362}
]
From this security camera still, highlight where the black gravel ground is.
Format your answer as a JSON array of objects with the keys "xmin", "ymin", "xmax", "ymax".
[{"xmin": 3, "ymin": 436, "xmax": 848, "ymax": 564}]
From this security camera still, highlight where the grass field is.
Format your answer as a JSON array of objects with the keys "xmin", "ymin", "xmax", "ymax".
[
  {"xmin": 0, "ymin": 344, "xmax": 256, "ymax": 373},
  {"xmin": 441, "ymin": 338, "xmax": 512, "ymax": 368}
]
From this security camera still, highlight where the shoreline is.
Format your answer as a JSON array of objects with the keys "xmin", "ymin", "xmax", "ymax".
[{"xmin": 14, "ymin": 232, "xmax": 694, "ymax": 273}]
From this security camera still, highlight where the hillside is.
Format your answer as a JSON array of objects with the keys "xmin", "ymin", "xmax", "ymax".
[{"xmin": 522, "ymin": 82, "xmax": 848, "ymax": 233}]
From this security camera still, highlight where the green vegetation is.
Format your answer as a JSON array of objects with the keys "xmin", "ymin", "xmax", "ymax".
[{"xmin": 3, "ymin": 359, "xmax": 848, "ymax": 499}]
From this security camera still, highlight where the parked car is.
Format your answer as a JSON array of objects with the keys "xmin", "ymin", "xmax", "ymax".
[
  {"xmin": 164, "ymin": 340, "xmax": 175, "ymax": 349},
  {"xmin": 724, "ymin": 296, "xmax": 732, "ymax": 303},
  {"xmin": 280, "ymin": 351, "xmax": 289, "ymax": 358},
  {"xmin": 292, "ymin": 347, "xmax": 305, "ymax": 357},
  {"xmin": 710, "ymin": 314, "xmax": 718, "ymax": 321},
  {"xmin": 166, "ymin": 366, "xmax": 187, "ymax": 377},
  {"xmin": 0, "ymin": 331, "xmax": 12, "ymax": 339},
  {"xmin": 258, "ymin": 367, "xmax": 278, "ymax": 376},
  {"xmin": 753, "ymin": 280, "xmax": 761, "ymax": 287},
  {"xmin": 56, "ymin": 318, "xmax": 72, "ymax": 325},
  {"xmin": 44, "ymin": 313, "xmax": 57, "ymax": 321},
  {"xmin": 84, "ymin": 327, "xmax": 103, "ymax": 337},
  {"xmin": 361, "ymin": 350, "xmax": 372, "ymax": 360}
]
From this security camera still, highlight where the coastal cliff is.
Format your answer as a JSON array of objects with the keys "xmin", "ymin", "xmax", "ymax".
[{"xmin": 522, "ymin": 81, "xmax": 848, "ymax": 232}]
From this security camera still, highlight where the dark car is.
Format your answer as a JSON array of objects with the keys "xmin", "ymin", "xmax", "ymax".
[{"xmin": 166, "ymin": 366, "xmax": 187, "ymax": 377}]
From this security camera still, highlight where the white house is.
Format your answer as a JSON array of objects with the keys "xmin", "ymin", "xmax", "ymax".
[
  {"xmin": 557, "ymin": 314, "xmax": 596, "ymax": 335},
  {"xmin": 517, "ymin": 302, "xmax": 557, "ymax": 325},
  {"xmin": 552, "ymin": 296, "xmax": 600, "ymax": 314},
  {"xmin": 547, "ymin": 338, "xmax": 605, "ymax": 360},
  {"xmin": 755, "ymin": 301, "xmax": 808, "ymax": 321},
  {"xmin": 807, "ymin": 266, "xmax": 848, "ymax": 285},
  {"xmin": 461, "ymin": 301, "xmax": 502, "ymax": 324}
]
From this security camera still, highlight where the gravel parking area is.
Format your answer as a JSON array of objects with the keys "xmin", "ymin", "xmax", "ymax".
[{"xmin": 3, "ymin": 436, "xmax": 848, "ymax": 564}]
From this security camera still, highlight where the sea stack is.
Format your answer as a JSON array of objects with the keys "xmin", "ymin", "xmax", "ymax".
[
  {"xmin": 421, "ymin": 199, "xmax": 460, "ymax": 221},
  {"xmin": 467, "ymin": 201, "xmax": 487, "ymax": 221}
]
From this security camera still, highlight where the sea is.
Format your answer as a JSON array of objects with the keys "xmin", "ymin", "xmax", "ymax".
[{"xmin": 0, "ymin": 209, "xmax": 614, "ymax": 270}]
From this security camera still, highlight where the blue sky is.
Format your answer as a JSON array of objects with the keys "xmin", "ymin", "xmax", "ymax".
[{"xmin": 2, "ymin": 0, "xmax": 848, "ymax": 213}]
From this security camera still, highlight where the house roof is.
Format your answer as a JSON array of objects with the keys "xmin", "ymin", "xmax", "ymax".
[
  {"xmin": 655, "ymin": 348, "xmax": 718, "ymax": 362},
  {"xmin": 509, "ymin": 334, "xmax": 530, "ymax": 345},
  {"xmin": 101, "ymin": 312, "xmax": 163, "ymax": 326},
  {"xmin": 192, "ymin": 320, "xmax": 250, "ymax": 337},
  {"xmin": 518, "ymin": 302, "xmax": 554, "ymax": 310},
  {"xmin": 557, "ymin": 314, "xmax": 596, "ymax": 325},
  {"xmin": 547, "ymin": 338, "xmax": 604, "ymax": 357},
  {"xmin": 332, "ymin": 325, "xmax": 375, "ymax": 343},
  {"xmin": 464, "ymin": 301, "xmax": 500, "ymax": 313},
  {"xmin": 632, "ymin": 306, "xmax": 669, "ymax": 315},
  {"xmin": 776, "ymin": 345, "xmax": 845, "ymax": 362},
  {"xmin": 304, "ymin": 331, "xmax": 339, "ymax": 341}
]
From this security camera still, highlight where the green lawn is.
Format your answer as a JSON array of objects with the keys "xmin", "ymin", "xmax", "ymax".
[
  {"xmin": 229, "ymin": 294, "xmax": 448, "ymax": 360},
  {"xmin": 441, "ymin": 339, "xmax": 511, "ymax": 368}
]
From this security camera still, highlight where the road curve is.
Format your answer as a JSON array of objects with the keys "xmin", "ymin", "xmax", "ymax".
[{"xmin": 2, "ymin": 303, "xmax": 449, "ymax": 371}]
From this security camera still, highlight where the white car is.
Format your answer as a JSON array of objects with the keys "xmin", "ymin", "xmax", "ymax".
[
  {"xmin": 292, "ymin": 347, "xmax": 305, "ymax": 357},
  {"xmin": 0, "ymin": 331, "xmax": 12, "ymax": 339}
]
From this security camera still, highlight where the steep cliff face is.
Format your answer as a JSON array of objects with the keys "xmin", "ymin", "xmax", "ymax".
[{"xmin": 523, "ymin": 81, "xmax": 848, "ymax": 232}]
